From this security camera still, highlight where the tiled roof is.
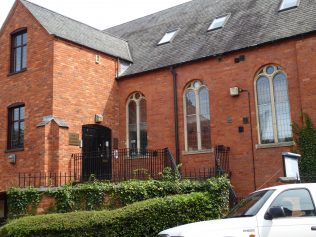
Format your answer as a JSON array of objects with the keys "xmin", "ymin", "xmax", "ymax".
[
  {"xmin": 104, "ymin": 0, "xmax": 316, "ymax": 77},
  {"xmin": 20, "ymin": 0, "xmax": 132, "ymax": 62}
]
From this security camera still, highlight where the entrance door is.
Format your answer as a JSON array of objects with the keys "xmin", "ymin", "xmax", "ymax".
[
  {"xmin": 82, "ymin": 125, "xmax": 112, "ymax": 181},
  {"xmin": 0, "ymin": 193, "xmax": 7, "ymax": 224}
]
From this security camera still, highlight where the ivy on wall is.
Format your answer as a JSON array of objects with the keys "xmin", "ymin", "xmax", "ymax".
[
  {"xmin": 48, "ymin": 181, "xmax": 111, "ymax": 213},
  {"xmin": 293, "ymin": 113, "xmax": 316, "ymax": 178},
  {"xmin": 7, "ymin": 187, "xmax": 40, "ymax": 218},
  {"xmin": 7, "ymin": 176, "xmax": 231, "ymax": 218}
]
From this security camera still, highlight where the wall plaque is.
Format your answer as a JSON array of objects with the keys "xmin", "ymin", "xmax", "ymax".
[{"xmin": 69, "ymin": 133, "xmax": 80, "ymax": 146}]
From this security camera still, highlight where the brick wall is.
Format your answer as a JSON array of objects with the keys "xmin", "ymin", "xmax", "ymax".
[
  {"xmin": 0, "ymin": 2, "xmax": 54, "ymax": 191},
  {"xmin": 118, "ymin": 36, "xmax": 314, "ymax": 197},
  {"xmin": 0, "ymin": 2, "xmax": 119, "ymax": 190},
  {"xmin": 1, "ymin": 2, "xmax": 316, "ymax": 197},
  {"xmin": 51, "ymin": 38, "xmax": 119, "ymax": 174},
  {"xmin": 295, "ymin": 35, "xmax": 316, "ymax": 120}
]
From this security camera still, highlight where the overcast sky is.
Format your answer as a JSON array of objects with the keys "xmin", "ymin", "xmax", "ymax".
[{"xmin": 0, "ymin": 0, "xmax": 191, "ymax": 30}]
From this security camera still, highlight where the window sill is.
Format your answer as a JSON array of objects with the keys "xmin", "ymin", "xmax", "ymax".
[
  {"xmin": 256, "ymin": 141, "xmax": 294, "ymax": 149},
  {"xmin": 183, "ymin": 149, "xmax": 214, "ymax": 155},
  {"xmin": 5, "ymin": 148, "xmax": 24, "ymax": 153},
  {"xmin": 7, "ymin": 68, "xmax": 27, "ymax": 77}
]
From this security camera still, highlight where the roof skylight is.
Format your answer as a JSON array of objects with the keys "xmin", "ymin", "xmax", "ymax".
[
  {"xmin": 208, "ymin": 14, "xmax": 230, "ymax": 31},
  {"xmin": 158, "ymin": 29, "xmax": 178, "ymax": 45},
  {"xmin": 279, "ymin": 0, "xmax": 299, "ymax": 11}
]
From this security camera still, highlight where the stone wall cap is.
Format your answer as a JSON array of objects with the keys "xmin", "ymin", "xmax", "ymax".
[{"xmin": 37, "ymin": 115, "xmax": 69, "ymax": 128}]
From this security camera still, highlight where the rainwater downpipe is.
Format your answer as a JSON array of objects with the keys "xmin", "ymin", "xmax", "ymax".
[
  {"xmin": 170, "ymin": 66, "xmax": 180, "ymax": 165},
  {"xmin": 240, "ymin": 89, "xmax": 257, "ymax": 190}
]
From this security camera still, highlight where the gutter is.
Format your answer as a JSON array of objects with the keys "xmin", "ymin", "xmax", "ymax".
[{"xmin": 170, "ymin": 66, "xmax": 180, "ymax": 165}]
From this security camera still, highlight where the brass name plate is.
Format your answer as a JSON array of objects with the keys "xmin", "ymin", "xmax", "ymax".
[{"xmin": 69, "ymin": 133, "xmax": 80, "ymax": 146}]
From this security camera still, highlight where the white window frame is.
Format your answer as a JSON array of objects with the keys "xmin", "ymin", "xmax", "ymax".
[
  {"xmin": 279, "ymin": 0, "xmax": 300, "ymax": 11},
  {"xmin": 183, "ymin": 80, "xmax": 211, "ymax": 152},
  {"xmin": 254, "ymin": 65, "xmax": 293, "ymax": 145},
  {"xmin": 126, "ymin": 92, "xmax": 146, "ymax": 150},
  {"xmin": 207, "ymin": 14, "xmax": 230, "ymax": 31},
  {"xmin": 158, "ymin": 29, "xmax": 179, "ymax": 45}
]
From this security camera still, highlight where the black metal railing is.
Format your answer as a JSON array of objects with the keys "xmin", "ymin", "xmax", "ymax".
[
  {"xmin": 181, "ymin": 167, "xmax": 217, "ymax": 180},
  {"xmin": 18, "ymin": 172, "xmax": 76, "ymax": 188},
  {"xmin": 72, "ymin": 147, "xmax": 177, "ymax": 182},
  {"xmin": 229, "ymin": 187, "xmax": 238, "ymax": 208},
  {"xmin": 164, "ymin": 147, "xmax": 180, "ymax": 177},
  {"xmin": 16, "ymin": 148, "xmax": 176, "ymax": 188},
  {"xmin": 180, "ymin": 145, "xmax": 230, "ymax": 179},
  {"xmin": 17, "ymin": 146, "xmax": 231, "ymax": 188},
  {"xmin": 215, "ymin": 145, "xmax": 230, "ymax": 176}
]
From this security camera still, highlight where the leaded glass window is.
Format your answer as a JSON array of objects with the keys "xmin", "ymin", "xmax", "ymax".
[
  {"xmin": 184, "ymin": 80, "xmax": 211, "ymax": 151},
  {"xmin": 199, "ymin": 87, "xmax": 211, "ymax": 149},
  {"xmin": 255, "ymin": 65, "xmax": 292, "ymax": 144},
  {"xmin": 128, "ymin": 101, "xmax": 137, "ymax": 149},
  {"xmin": 127, "ymin": 93, "xmax": 147, "ymax": 150}
]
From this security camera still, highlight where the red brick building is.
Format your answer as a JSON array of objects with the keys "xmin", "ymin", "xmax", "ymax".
[{"xmin": 1, "ymin": 0, "xmax": 316, "ymax": 215}]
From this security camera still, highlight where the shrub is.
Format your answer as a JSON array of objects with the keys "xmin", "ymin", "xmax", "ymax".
[
  {"xmin": 0, "ymin": 190, "xmax": 229, "ymax": 237},
  {"xmin": 293, "ymin": 113, "xmax": 316, "ymax": 179},
  {"xmin": 7, "ymin": 176, "xmax": 230, "ymax": 216},
  {"xmin": 100, "ymin": 176, "xmax": 229, "ymax": 206}
]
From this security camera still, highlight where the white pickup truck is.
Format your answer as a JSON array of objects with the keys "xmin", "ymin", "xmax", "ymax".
[{"xmin": 158, "ymin": 183, "xmax": 316, "ymax": 237}]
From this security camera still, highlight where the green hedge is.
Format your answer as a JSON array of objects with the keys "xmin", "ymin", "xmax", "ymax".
[
  {"xmin": 111, "ymin": 178, "xmax": 217, "ymax": 205},
  {"xmin": 0, "ymin": 189, "xmax": 229, "ymax": 237},
  {"xmin": 8, "ymin": 176, "xmax": 230, "ymax": 217}
]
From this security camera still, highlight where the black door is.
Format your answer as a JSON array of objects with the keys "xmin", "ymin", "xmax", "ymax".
[
  {"xmin": 0, "ymin": 193, "xmax": 7, "ymax": 225},
  {"xmin": 82, "ymin": 125, "xmax": 112, "ymax": 181}
]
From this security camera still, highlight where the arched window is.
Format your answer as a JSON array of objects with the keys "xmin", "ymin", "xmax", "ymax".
[
  {"xmin": 127, "ymin": 92, "xmax": 147, "ymax": 150},
  {"xmin": 255, "ymin": 65, "xmax": 292, "ymax": 144},
  {"xmin": 184, "ymin": 80, "xmax": 211, "ymax": 151}
]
